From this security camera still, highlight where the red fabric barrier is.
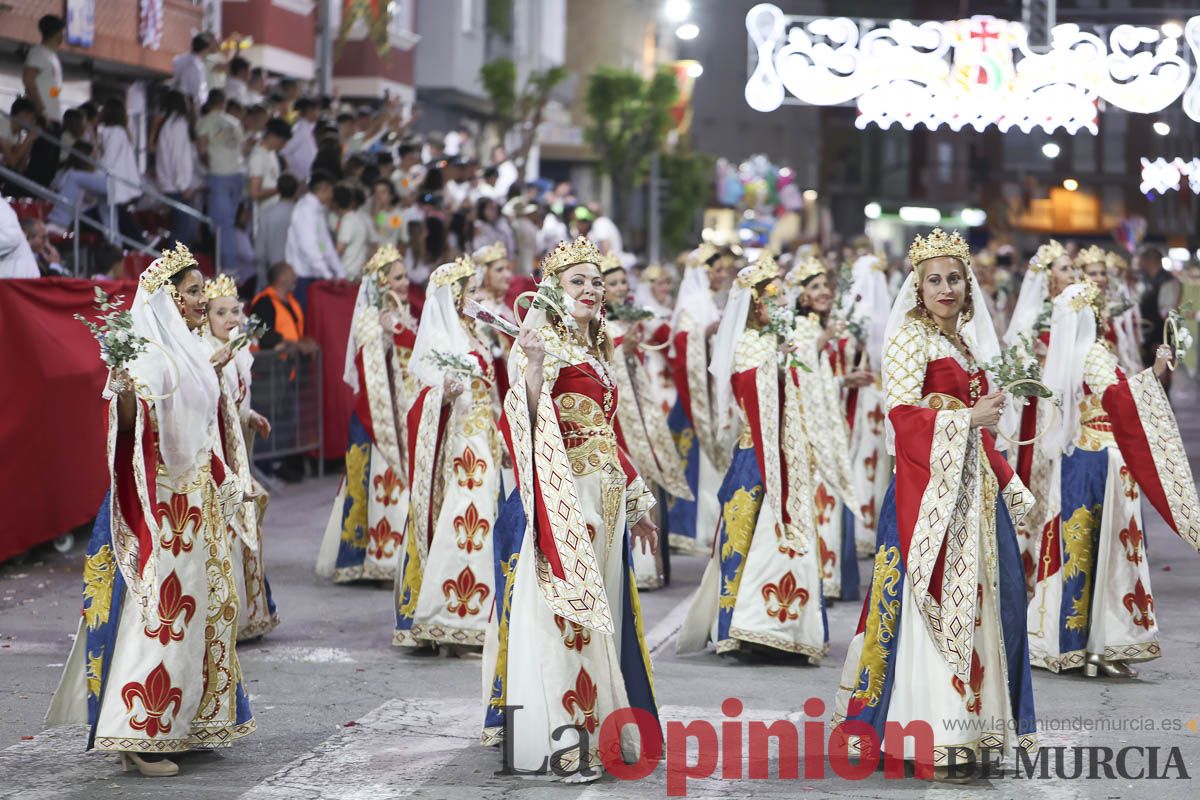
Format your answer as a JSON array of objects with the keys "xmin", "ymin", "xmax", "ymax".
[{"xmin": 0, "ymin": 277, "xmax": 138, "ymax": 561}]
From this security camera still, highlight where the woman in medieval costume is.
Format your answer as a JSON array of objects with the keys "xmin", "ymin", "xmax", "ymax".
[
  {"xmin": 394, "ymin": 256, "xmax": 500, "ymax": 652},
  {"xmin": 601, "ymin": 253, "xmax": 691, "ymax": 589},
  {"xmin": 481, "ymin": 236, "xmax": 660, "ymax": 781},
  {"xmin": 832, "ymin": 229, "xmax": 1037, "ymax": 777},
  {"xmin": 1027, "ymin": 277, "xmax": 1199, "ymax": 677},
  {"xmin": 632, "ymin": 263, "xmax": 679, "ymax": 413},
  {"xmin": 1077, "ymin": 246, "xmax": 1142, "ymax": 376},
  {"xmin": 676, "ymin": 254, "xmax": 828, "ymax": 662},
  {"xmin": 787, "ymin": 256, "xmax": 861, "ymax": 603},
  {"xmin": 204, "ymin": 274, "xmax": 278, "ymax": 640},
  {"xmin": 998, "ymin": 241, "xmax": 1077, "ymax": 594},
  {"xmin": 832, "ymin": 253, "xmax": 893, "ymax": 560},
  {"xmin": 665, "ymin": 245, "xmax": 733, "ymax": 555},
  {"xmin": 317, "ymin": 245, "xmax": 415, "ymax": 583},
  {"xmin": 471, "ymin": 241, "xmax": 517, "ymax": 402},
  {"xmin": 46, "ymin": 244, "xmax": 254, "ymax": 776}
]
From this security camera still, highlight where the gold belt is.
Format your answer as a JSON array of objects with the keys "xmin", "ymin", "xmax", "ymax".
[{"xmin": 923, "ymin": 392, "xmax": 966, "ymax": 411}]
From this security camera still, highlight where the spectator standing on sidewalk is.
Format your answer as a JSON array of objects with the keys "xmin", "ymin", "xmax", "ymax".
[
  {"xmin": 23, "ymin": 15, "xmax": 65, "ymax": 124},
  {"xmin": 280, "ymin": 97, "xmax": 319, "ymax": 181},
  {"xmin": 248, "ymin": 117, "xmax": 291, "ymax": 231},
  {"xmin": 154, "ymin": 90, "xmax": 198, "ymax": 247},
  {"xmin": 173, "ymin": 33, "xmax": 213, "ymax": 111},
  {"xmin": 285, "ymin": 170, "xmax": 342, "ymax": 305},
  {"xmin": 224, "ymin": 56, "xmax": 251, "ymax": 105},
  {"xmin": 197, "ymin": 88, "xmax": 246, "ymax": 272},
  {"xmin": 255, "ymin": 173, "xmax": 298, "ymax": 283}
]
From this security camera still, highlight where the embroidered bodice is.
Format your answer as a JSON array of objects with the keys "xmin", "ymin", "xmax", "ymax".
[
  {"xmin": 885, "ymin": 319, "xmax": 987, "ymax": 412},
  {"xmin": 734, "ymin": 327, "xmax": 778, "ymax": 373}
]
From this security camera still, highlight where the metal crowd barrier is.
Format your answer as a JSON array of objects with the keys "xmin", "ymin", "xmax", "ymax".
[{"xmin": 248, "ymin": 347, "xmax": 325, "ymax": 476}]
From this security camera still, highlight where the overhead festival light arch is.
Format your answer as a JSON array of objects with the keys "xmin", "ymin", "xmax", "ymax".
[{"xmin": 744, "ymin": 3, "xmax": 1200, "ymax": 134}]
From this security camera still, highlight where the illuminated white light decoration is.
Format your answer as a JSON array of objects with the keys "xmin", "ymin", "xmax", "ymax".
[
  {"xmin": 864, "ymin": 201, "xmax": 882, "ymax": 218},
  {"xmin": 899, "ymin": 206, "xmax": 941, "ymax": 224},
  {"xmin": 960, "ymin": 208, "xmax": 987, "ymax": 226},
  {"xmin": 1153, "ymin": 120, "xmax": 1172, "ymax": 135},
  {"xmin": 744, "ymin": 4, "xmax": 1200, "ymax": 133},
  {"xmin": 1168, "ymin": 247, "xmax": 1191, "ymax": 261},
  {"xmin": 1139, "ymin": 157, "xmax": 1200, "ymax": 194},
  {"xmin": 1063, "ymin": 178, "xmax": 1079, "ymax": 191},
  {"xmin": 1042, "ymin": 142, "xmax": 1061, "ymax": 158}
]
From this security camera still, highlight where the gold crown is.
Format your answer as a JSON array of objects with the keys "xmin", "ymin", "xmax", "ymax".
[
  {"xmin": 599, "ymin": 252, "xmax": 623, "ymax": 275},
  {"xmin": 907, "ymin": 228, "xmax": 970, "ymax": 268},
  {"xmin": 541, "ymin": 236, "xmax": 603, "ymax": 277},
  {"xmin": 364, "ymin": 245, "xmax": 403, "ymax": 278},
  {"xmin": 736, "ymin": 253, "xmax": 781, "ymax": 289},
  {"xmin": 140, "ymin": 243, "xmax": 198, "ymax": 294},
  {"xmin": 642, "ymin": 263, "xmax": 669, "ymax": 282},
  {"xmin": 686, "ymin": 243, "xmax": 719, "ymax": 269},
  {"xmin": 1031, "ymin": 239, "xmax": 1066, "ymax": 273},
  {"xmin": 431, "ymin": 255, "xmax": 476, "ymax": 289},
  {"xmin": 1106, "ymin": 251, "xmax": 1129, "ymax": 272},
  {"xmin": 787, "ymin": 255, "xmax": 825, "ymax": 286},
  {"xmin": 1075, "ymin": 245, "xmax": 1108, "ymax": 268},
  {"xmin": 203, "ymin": 273, "xmax": 238, "ymax": 300},
  {"xmin": 473, "ymin": 241, "xmax": 507, "ymax": 265}
]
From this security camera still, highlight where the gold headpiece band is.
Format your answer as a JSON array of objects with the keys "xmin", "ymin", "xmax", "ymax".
[
  {"xmin": 364, "ymin": 244, "xmax": 403, "ymax": 278},
  {"xmin": 642, "ymin": 263, "xmax": 669, "ymax": 282},
  {"xmin": 787, "ymin": 255, "xmax": 825, "ymax": 286},
  {"xmin": 431, "ymin": 255, "xmax": 476, "ymax": 289},
  {"xmin": 1031, "ymin": 239, "xmax": 1066, "ymax": 274},
  {"xmin": 140, "ymin": 243, "xmax": 198, "ymax": 294},
  {"xmin": 599, "ymin": 252, "xmax": 623, "ymax": 275},
  {"xmin": 686, "ymin": 243, "xmax": 719, "ymax": 269},
  {"xmin": 473, "ymin": 241, "xmax": 507, "ymax": 265},
  {"xmin": 1075, "ymin": 245, "xmax": 1108, "ymax": 269},
  {"xmin": 908, "ymin": 228, "xmax": 971, "ymax": 269},
  {"xmin": 203, "ymin": 273, "xmax": 238, "ymax": 301},
  {"xmin": 541, "ymin": 236, "xmax": 603, "ymax": 277},
  {"xmin": 1069, "ymin": 277, "xmax": 1104, "ymax": 317},
  {"xmin": 736, "ymin": 253, "xmax": 781, "ymax": 290},
  {"xmin": 1105, "ymin": 251, "xmax": 1129, "ymax": 272}
]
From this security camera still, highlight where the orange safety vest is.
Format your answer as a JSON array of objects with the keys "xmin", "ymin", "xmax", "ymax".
[{"xmin": 251, "ymin": 286, "xmax": 304, "ymax": 342}]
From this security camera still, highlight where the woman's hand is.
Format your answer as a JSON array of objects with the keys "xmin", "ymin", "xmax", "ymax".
[
  {"xmin": 248, "ymin": 410, "xmax": 271, "ymax": 441},
  {"xmin": 1154, "ymin": 344, "xmax": 1174, "ymax": 378},
  {"xmin": 443, "ymin": 375, "xmax": 465, "ymax": 404},
  {"xmin": 210, "ymin": 343, "xmax": 234, "ymax": 369},
  {"xmin": 108, "ymin": 367, "xmax": 136, "ymax": 399},
  {"xmin": 621, "ymin": 322, "xmax": 643, "ymax": 356},
  {"xmin": 380, "ymin": 309, "xmax": 398, "ymax": 333},
  {"xmin": 1032, "ymin": 338, "xmax": 1048, "ymax": 360},
  {"xmin": 969, "ymin": 391, "xmax": 1006, "ymax": 430},
  {"xmin": 631, "ymin": 515, "xmax": 659, "ymax": 556},
  {"xmin": 518, "ymin": 327, "xmax": 544, "ymax": 370},
  {"xmin": 843, "ymin": 369, "xmax": 874, "ymax": 388}
]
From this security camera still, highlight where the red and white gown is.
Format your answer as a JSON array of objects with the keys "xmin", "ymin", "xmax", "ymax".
[
  {"xmin": 1027, "ymin": 316, "xmax": 1200, "ymax": 671},
  {"xmin": 833, "ymin": 318, "xmax": 1038, "ymax": 764},
  {"xmin": 608, "ymin": 316, "xmax": 692, "ymax": 589},
  {"xmin": 394, "ymin": 321, "xmax": 500, "ymax": 648},
  {"xmin": 317, "ymin": 305, "xmax": 416, "ymax": 582},
  {"xmin": 482, "ymin": 324, "xmax": 659, "ymax": 775}
]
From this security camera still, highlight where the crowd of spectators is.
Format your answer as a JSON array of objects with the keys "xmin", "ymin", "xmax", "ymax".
[{"xmin": 0, "ymin": 16, "xmax": 626, "ymax": 300}]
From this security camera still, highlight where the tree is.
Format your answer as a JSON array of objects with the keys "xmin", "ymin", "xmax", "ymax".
[
  {"xmin": 660, "ymin": 149, "xmax": 715, "ymax": 254},
  {"xmin": 583, "ymin": 67, "xmax": 679, "ymax": 240},
  {"xmin": 479, "ymin": 58, "xmax": 568, "ymax": 172}
]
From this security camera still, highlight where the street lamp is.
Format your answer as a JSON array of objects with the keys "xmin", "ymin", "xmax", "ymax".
[
  {"xmin": 1063, "ymin": 178, "xmax": 1079, "ymax": 191},
  {"xmin": 1042, "ymin": 142, "xmax": 1060, "ymax": 158},
  {"xmin": 664, "ymin": 0, "xmax": 691, "ymax": 23},
  {"xmin": 676, "ymin": 22, "xmax": 699, "ymax": 40},
  {"xmin": 864, "ymin": 202, "xmax": 881, "ymax": 219}
]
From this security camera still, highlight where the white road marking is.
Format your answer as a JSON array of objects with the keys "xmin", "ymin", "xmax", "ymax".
[{"xmin": 645, "ymin": 595, "xmax": 694, "ymax": 655}]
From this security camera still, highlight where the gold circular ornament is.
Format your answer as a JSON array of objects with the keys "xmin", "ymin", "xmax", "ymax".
[
  {"xmin": 1163, "ymin": 315, "xmax": 1180, "ymax": 372},
  {"xmin": 995, "ymin": 379, "xmax": 1059, "ymax": 446}
]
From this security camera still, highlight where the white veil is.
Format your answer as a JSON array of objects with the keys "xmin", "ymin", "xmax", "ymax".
[
  {"xmin": 670, "ymin": 259, "xmax": 719, "ymax": 331},
  {"xmin": 410, "ymin": 267, "xmax": 474, "ymax": 390},
  {"xmin": 118, "ymin": 271, "xmax": 221, "ymax": 480},
  {"xmin": 1039, "ymin": 283, "xmax": 1096, "ymax": 460},
  {"xmin": 1003, "ymin": 267, "xmax": 1047, "ymax": 347},
  {"xmin": 708, "ymin": 271, "xmax": 754, "ymax": 430},
  {"xmin": 881, "ymin": 257, "xmax": 1004, "ymax": 455},
  {"xmin": 841, "ymin": 253, "xmax": 891, "ymax": 370}
]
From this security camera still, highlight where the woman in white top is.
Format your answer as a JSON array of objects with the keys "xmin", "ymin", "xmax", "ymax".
[
  {"xmin": 334, "ymin": 182, "xmax": 371, "ymax": 280},
  {"xmin": 154, "ymin": 90, "xmax": 199, "ymax": 247},
  {"xmin": 48, "ymin": 99, "xmax": 142, "ymax": 234}
]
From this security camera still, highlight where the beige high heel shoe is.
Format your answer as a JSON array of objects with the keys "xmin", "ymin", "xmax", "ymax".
[
  {"xmin": 119, "ymin": 751, "xmax": 179, "ymax": 777},
  {"xmin": 1083, "ymin": 653, "xmax": 1137, "ymax": 678}
]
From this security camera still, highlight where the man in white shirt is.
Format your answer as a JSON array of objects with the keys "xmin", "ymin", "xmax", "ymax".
[
  {"xmin": 279, "ymin": 98, "xmax": 319, "ymax": 182},
  {"xmin": 196, "ymin": 88, "xmax": 246, "ymax": 272},
  {"xmin": 286, "ymin": 170, "xmax": 343, "ymax": 304},
  {"xmin": 224, "ymin": 56, "xmax": 250, "ymax": 105},
  {"xmin": 23, "ymin": 15, "xmax": 65, "ymax": 123},
  {"xmin": 0, "ymin": 98, "xmax": 36, "ymax": 172},
  {"xmin": 256, "ymin": 173, "xmax": 298, "ymax": 285},
  {"xmin": 490, "ymin": 145, "xmax": 519, "ymax": 198},
  {"xmin": 0, "ymin": 197, "xmax": 39, "ymax": 279},
  {"xmin": 248, "ymin": 118, "xmax": 291, "ymax": 229},
  {"xmin": 172, "ymin": 34, "xmax": 213, "ymax": 112}
]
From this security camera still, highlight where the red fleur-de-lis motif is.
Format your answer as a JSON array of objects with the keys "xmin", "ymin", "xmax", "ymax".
[
  {"xmin": 554, "ymin": 614, "xmax": 591, "ymax": 652},
  {"xmin": 453, "ymin": 447, "xmax": 488, "ymax": 490},
  {"xmin": 156, "ymin": 493, "xmax": 201, "ymax": 556},
  {"xmin": 867, "ymin": 405, "xmax": 885, "ymax": 436},
  {"xmin": 818, "ymin": 536, "xmax": 836, "ymax": 579},
  {"xmin": 814, "ymin": 483, "xmax": 836, "ymax": 526},
  {"xmin": 859, "ymin": 498, "xmax": 876, "ymax": 531},
  {"xmin": 443, "ymin": 567, "xmax": 490, "ymax": 618},
  {"xmin": 863, "ymin": 451, "xmax": 879, "ymax": 483},
  {"xmin": 950, "ymin": 651, "xmax": 985, "ymax": 715},
  {"xmin": 561, "ymin": 667, "xmax": 599, "ymax": 733},
  {"xmin": 761, "ymin": 571, "xmax": 809, "ymax": 622},
  {"xmin": 121, "ymin": 662, "xmax": 183, "ymax": 737},
  {"xmin": 1123, "ymin": 579, "xmax": 1155, "ymax": 630},
  {"xmin": 143, "ymin": 571, "xmax": 196, "ymax": 645},
  {"xmin": 373, "ymin": 468, "xmax": 404, "ymax": 507},
  {"xmin": 367, "ymin": 519, "xmax": 403, "ymax": 560},
  {"xmin": 1118, "ymin": 466, "xmax": 1139, "ymax": 501},
  {"xmin": 453, "ymin": 503, "xmax": 491, "ymax": 553},
  {"xmin": 1119, "ymin": 516, "xmax": 1144, "ymax": 566}
]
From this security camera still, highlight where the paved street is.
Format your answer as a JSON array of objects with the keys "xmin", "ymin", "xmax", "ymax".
[{"xmin": 4, "ymin": 381, "xmax": 1200, "ymax": 799}]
